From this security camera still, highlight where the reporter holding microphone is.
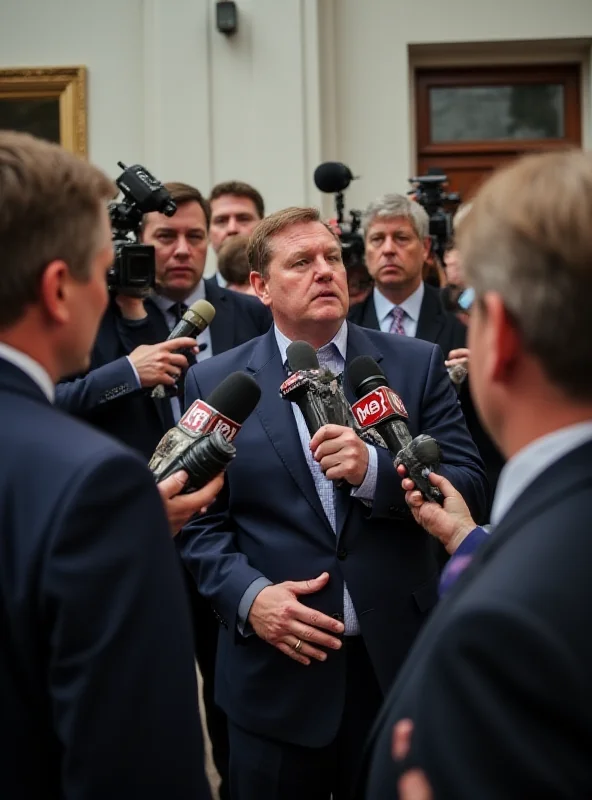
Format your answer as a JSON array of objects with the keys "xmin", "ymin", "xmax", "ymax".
[{"xmin": 0, "ymin": 131, "xmax": 215, "ymax": 799}]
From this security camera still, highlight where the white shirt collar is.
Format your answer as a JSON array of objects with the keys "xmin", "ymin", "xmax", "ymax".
[
  {"xmin": 373, "ymin": 281, "xmax": 425, "ymax": 326},
  {"xmin": 0, "ymin": 342, "xmax": 55, "ymax": 402},
  {"xmin": 274, "ymin": 321, "xmax": 348, "ymax": 367},
  {"xmin": 152, "ymin": 278, "xmax": 206, "ymax": 315},
  {"xmin": 491, "ymin": 421, "xmax": 592, "ymax": 526}
]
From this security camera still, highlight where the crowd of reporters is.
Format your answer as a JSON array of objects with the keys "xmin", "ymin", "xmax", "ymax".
[{"xmin": 2, "ymin": 128, "xmax": 592, "ymax": 800}]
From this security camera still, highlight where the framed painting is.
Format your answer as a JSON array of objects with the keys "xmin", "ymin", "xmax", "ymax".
[{"xmin": 0, "ymin": 66, "xmax": 87, "ymax": 156}]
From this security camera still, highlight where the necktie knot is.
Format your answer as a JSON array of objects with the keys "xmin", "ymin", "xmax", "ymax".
[
  {"xmin": 169, "ymin": 301, "xmax": 188, "ymax": 324},
  {"xmin": 389, "ymin": 306, "xmax": 406, "ymax": 336}
]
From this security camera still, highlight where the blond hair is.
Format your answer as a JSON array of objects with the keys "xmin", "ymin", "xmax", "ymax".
[
  {"xmin": 0, "ymin": 131, "xmax": 115, "ymax": 329},
  {"xmin": 247, "ymin": 206, "xmax": 338, "ymax": 277}
]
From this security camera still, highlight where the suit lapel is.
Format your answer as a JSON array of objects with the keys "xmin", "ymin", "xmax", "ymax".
[
  {"xmin": 205, "ymin": 280, "xmax": 235, "ymax": 355},
  {"xmin": 333, "ymin": 325, "xmax": 387, "ymax": 540},
  {"xmin": 142, "ymin": 298, "xmax": 177, "ymax": 431},
  {"xmin": 246, "ymin": 329, "xmax": 334, "ymax": 533},
  {"xmin": 415, "ymin": 283, "xmax": 445, "ymax": 344},
  {"xmin": 363, "ymin": 295, "xmax": 381, "ymax": 330}
]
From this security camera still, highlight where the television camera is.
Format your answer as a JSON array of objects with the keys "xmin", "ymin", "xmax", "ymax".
[{"xmin": 108, "ymin": 161, "xmax": 176, "ymax": 295}]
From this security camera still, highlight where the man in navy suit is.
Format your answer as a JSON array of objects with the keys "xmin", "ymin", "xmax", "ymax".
[
  {"xmin": 362, "ymin": 150, "xmax": 592, "ymax": 798},
  {"xmin": 178, "ymin": 206, "xmax": 487, "ymax": 799},
  {"xmin": 0, "ymin": 132, "xmax": 221, "ymax": 798},
  {"xmin": 56, "ymin": 181, "xmax": 271, "ymax": 461},
  {"xmin": 348, "ymin": 193, "xmax": 503, "ymax": 506},
  {"xmin": 55, "ymin": 181, "xmax": 271, "ymax": 800}
]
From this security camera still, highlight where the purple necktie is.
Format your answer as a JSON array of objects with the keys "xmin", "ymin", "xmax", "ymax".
[{"xmin": 389, "ymin": 306, "xmax": 406, "ymax": 335}]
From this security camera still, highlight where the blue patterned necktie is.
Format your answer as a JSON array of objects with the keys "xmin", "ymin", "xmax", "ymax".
[{"xmin": 389, "ymin": 306, "xmax": 406, "ymax": 335}]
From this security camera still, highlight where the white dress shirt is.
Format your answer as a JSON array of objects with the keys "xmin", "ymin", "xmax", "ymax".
[
  {"xmin": 491, "ymin": 421, "xmax": 592, "ymax": 526},
  {"xmin": 373, "ymin": 282, "xmax": 425, "ymax": 338},
  {"xmin": 0, "ymin": 342, "xmax": 54, "ymax": 402}
]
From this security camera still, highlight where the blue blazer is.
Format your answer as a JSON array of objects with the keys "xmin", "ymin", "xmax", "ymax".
[
  {"xmin": 0, "ymin": 357, "xmax": 209, "ymax": 799},
  {"xmin": 362, "ymin": 439, "xmax": 592, "ymax": 799},
  {"xmin": 178, "ymin": 323, "xmax": 487, "ymax": 748},
  {"xmin": 55, "ymin": 281, "xmax": 272, "ymax": 460}
]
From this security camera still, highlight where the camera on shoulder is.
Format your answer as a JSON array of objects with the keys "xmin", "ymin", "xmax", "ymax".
[{"xmin": 108, "ymin": 162, "xmax": 176, "ymax": 296}]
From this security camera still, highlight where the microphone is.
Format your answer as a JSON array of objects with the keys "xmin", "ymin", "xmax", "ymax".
[
  {"xmin": 149, "ymin": 371, "xmax": 261, "ymax": 492},
  {"xmin": 151, "ymin": 298, "xmax": 216, "ymax": 398},
  {"xmin": 313, "ymin": 162, "xmax": 355, "ymax": 194},
  {"xmin": 279, "ymin": 341, "xmax": 354, "ymax": 486},
  {"xmin": 348, "ymin": 356, "xmax": 443, "ymax": 504}
]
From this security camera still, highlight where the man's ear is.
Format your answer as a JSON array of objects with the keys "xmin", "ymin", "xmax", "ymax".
[
  {"xmin": 250, "ymin": 270, "xmax": 271, "ymax": 307},
  {"xmin": 484, "ymin": 292, "xmax": 521, "ymax": 383},
  {"xmin": 39, "ymin": 260, "xmax": 72, "ymax": 324}
]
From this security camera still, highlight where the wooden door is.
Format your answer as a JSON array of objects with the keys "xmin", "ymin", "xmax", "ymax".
[{"xmin": 415, "ymin": 64, "xmax": 582, "ymax": 202}]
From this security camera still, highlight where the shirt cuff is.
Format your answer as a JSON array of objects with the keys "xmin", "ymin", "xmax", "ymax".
[
  {"xmin": 125, "ymin": 356, "xmax": 142, "ymax": 389},
  {"xmin": 454, "ymin": 525, "xmax": 489, "ymax": 557},
  {"xmin": 237, "ymin": 576, "xmax": 273, "ymax": 636},
  {"xmin": 351, "ymin": 443, "xmax": 378, "ymax": 502}
]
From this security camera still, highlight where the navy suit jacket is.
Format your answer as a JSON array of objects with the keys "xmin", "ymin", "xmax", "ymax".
[
  {"xmin": 0, "ymin": 357, "xmax": 209, "ymax": 799},
  {"xmin": 362, "ymin": 439, "xmax": 592, "ymax": 799},
  {"xmin": 55, "ymin": 280, "xmax": 272, "ymax": 460},
  {"xmin": 178, "ymin": 323, "xmax": 487, "ymax": 748},
  {"xmin": 349, "ymin": 283, "xmax": 504, "ymax": 503}
]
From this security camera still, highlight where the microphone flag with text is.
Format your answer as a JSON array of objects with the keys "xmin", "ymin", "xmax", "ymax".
[
  {"xmin": 348, "ymin": 356, "xmax": 444, "ymax": 504},
  {"xmin": 149, "ymin": 371, "xmax": 261, "ymax": 492},
  {"xmin": 151, "ymin": 298, "xmax": 216, "ymax": 399}
]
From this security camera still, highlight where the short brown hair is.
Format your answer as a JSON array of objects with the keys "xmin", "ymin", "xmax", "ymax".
[
  {"xmin": 247, "ymin": 206, "xmax": 338, "ymax": 278},
  {"xmin": 217, "ymin": 235, "xmax": 251, "ymax": 286},
  {"xmin": 158, "ymin": 182, "xmax": 211, "ymax": 228},
  {"xmin": 0, "ymin": 131, "xmax": 115, "ymax": 330},
  {"xmin": 457, "ymin": 149, "xmax": 592, "ymax": 400},
  {"xmin": 209, "ymin": 181, "xmax": 265, "ymax": 219}
]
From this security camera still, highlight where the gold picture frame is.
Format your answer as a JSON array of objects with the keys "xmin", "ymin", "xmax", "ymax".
[{"xmin": 0, "ymin": 66, "xmax": 87, "ymax": 156}]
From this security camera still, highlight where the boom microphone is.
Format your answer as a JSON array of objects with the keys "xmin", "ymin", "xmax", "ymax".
[
  {"xmin": 149, "ymin": 371, "xmax": 261, "ymax": 492},
  {"xmin": 313, "ymin": 162, "xmax": 355, "ymax": 194},
  {"xmin": 348, "ymin": 356, "xmax": 443, "ymax": 504},
  {"xmin": 152, "ymin": 298, "xmax": 216, "ymax": 398}
]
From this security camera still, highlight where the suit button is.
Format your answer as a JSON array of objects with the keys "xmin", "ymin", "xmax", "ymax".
[
  {"xmin": 337, "ymin": 548, "xmax": 348, "ymax": 560},
  {"xmin": 332, "ymin": 612, "xmax": 344, "ymax": 622}
]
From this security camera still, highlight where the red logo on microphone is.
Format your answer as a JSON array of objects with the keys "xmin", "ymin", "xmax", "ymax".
[
  {"xmin": 179, "ymin": 399, "xmax": 241, "ymax": 441},
  {"xmin": 351, "ymin": 386, "xmax": 408, "ymax": 429}
]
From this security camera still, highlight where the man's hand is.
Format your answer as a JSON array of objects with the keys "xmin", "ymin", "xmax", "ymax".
[
  {"xmin": 248, "ymin": 572, "xmax": 345, "ymax": 665},
  {"xmin": 445, "ymin": 347, "xmax": 470, "ymax": 370},
  {"xmin": 115, "ymin": 294, "xmax": 148, "ymax": 320},
  {"xmin": 310, "ymin": 424, "xmax": 369, "ymax": 486},
  {"xmin": 392, "ymin": 719, "xmax": 433, "ymax": 800},
  {"xmin": 398, "ymin": 467, "xmax": 476, "ymax": 554},
  {"xmin": 157, "ymin": 471, "xmax": 224, "ymax": 536},
  {"xmin": 129, "ymin": 338, "xmax": 199, "ymax": 388}
]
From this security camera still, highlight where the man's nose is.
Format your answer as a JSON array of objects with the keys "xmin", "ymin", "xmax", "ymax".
[
  {"xmin": 174, "ymin": 236, "xmax": 190, "ymax": 255},
  {"xmin": 382, "ymin": 235, "xmax": 396, "ymax": 253},
  {"xmin": 315, "ymin": 256, "xmax": 335, "ymax": 278},
  {"xmin": 226, "ymin": 217, "xmax": 239, "ymax": 234}
]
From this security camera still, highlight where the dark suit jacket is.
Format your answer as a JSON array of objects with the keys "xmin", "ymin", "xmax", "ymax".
[
  {"xmin": 363, "ymin": 439, "xmax": 592, "ymax": 799},
  {"xmin": 349, "ymin": 283, "xmax": 504, "ymax": 503},
  {"xmin": 178, "ymin": 324, "xmax": 487, "ymax": 748},
  {"xmin": 0, "ymin": 357, "xmax": 209, "ymax": 799},
  {"xmin": 55, "ymin": 280, "xmax": 272, "ymax": 460},
  {"xmin": 348, "ymin": 282, "xmax": 466, "ymax": 358}
]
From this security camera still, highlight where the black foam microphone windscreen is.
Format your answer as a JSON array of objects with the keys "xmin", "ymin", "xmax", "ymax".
[
  {"xmin": 205, "ymin": 372, "xmax": 262, "ymax": 424},
  {"xmin": 286, "ymin": 341, "xmax": 319, "ymax": 372},
  {"xmin": 313, "ymin": 162, "xmax": 354, "ymax": 194}
]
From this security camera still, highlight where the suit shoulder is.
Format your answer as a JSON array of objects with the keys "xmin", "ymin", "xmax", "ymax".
[
  {"xmin": 188, "ymin": 335, "xmax": 263, "ymax": 384},
  {"xmin": 353, "ymin": 324, "xmax": 438, "ymax": 359},
  {"xmin": 348, "ymin": 298, "xmax": 368, "ymax": 323},
  {"xmin": 222, "ymin": 288, "xmax": 271, "ymax": 321}
]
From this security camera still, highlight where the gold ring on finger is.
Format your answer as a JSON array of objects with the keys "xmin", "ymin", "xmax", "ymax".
[{"xmin": 293, "ymin": 638, "xmax": 303, "ymax": 652}]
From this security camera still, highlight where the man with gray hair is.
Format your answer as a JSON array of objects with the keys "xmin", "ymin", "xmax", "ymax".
[
  {"xmin": 362, "ymin": 149, "xmax": 592, "ymax": 798},
  {"xmin": 349, "ymin": 193, "xmax": 503, "ymax": 504},
  {"xmin": 349, "ymin": 193, "xmax": 466, "ymax": 363}
]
